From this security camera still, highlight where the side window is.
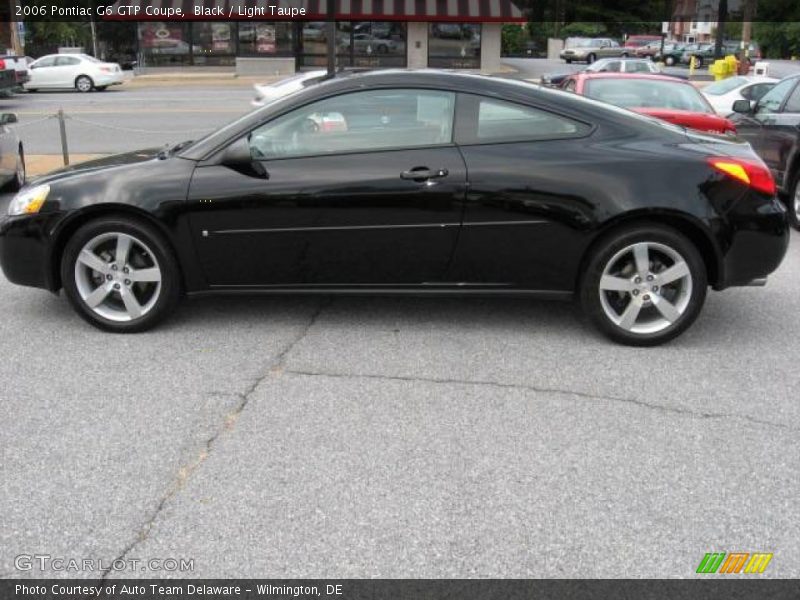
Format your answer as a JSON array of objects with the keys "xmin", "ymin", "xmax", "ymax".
[
  {"xmin": 627, "ymin": 62, "xmax": 650, "ymax": 73},
  {"xmin": 563, "ymin": 79, "xmax": 577, "ymax": 92},
  {"xmin": 55, "ymin": 56, "xmax": 80, "ymax": 67},
  {"xmin": 248, "ymin": 89, "xmax": 455, "ymax": 160},
  {"xmin": 603, "ymin": 61, "xmax": 621, "ymax": 72},
  {"xmin": 784, "ymin": 85, "xmax": 800, "ymax": 113},
  {"xmin": 756, "ymin": 78, "xmax": 796, "ymax": 114},
  {"xmin": 33, "ymin": 56, "xmax": 56, "ymax": 68},
  {"xmin": 462, "ymin": 96, "xmax": 589, "ymax": 144}
]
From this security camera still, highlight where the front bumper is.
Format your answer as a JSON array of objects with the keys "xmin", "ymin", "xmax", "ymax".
[{"xmin": 0, "ymin": 213, "xmax": 61, "ymax": 291}]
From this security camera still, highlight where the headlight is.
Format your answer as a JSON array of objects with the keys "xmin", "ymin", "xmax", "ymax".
[{"xmin": 8, "ymin": 184, "xmax": 50, "ymax": 216}]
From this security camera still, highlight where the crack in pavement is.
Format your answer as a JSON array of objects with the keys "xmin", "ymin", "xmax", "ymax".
[
  {"xmin": 284, "ymin": 368, "xmax": 797, "ymax": 433},
  {"xmin": 100, "ymin": 298, "xmax": 332, "ymax": 581}
]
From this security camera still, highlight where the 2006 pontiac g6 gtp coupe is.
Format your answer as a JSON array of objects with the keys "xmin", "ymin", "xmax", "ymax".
[{"xmin": 0, "ymin": 71, "xmax": 790, "ymax": 345}]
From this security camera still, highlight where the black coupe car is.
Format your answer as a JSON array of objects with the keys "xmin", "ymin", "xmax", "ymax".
[{"xmin": 0, "ymin": 70, "xmax": 789, "ymax": 345}]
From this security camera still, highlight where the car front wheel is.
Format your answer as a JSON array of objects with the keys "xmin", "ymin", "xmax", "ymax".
[
  {"xmin": 581, "ymin": 225, "xmax": 707, "ymax": 346},
  {"xmin": 61, "ymin": 217, "xmax": 181, "ymax": 332},
  {"xmin": 587, "ymin": 53, "xmax": 596, "ymax": 64},
  {"xmin": 665, "ymin": 56, "xmax": 676, "ymax": 66}
]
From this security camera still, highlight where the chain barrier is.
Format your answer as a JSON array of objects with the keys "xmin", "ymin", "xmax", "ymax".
[{"xmin": 10, "ymin": 109, "xmax": 215, "ymax": 166}]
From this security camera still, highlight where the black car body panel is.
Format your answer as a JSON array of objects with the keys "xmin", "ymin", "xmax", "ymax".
[{"xmin": 0, "ymin": 70, "xmax": 789, "ymax": 300}]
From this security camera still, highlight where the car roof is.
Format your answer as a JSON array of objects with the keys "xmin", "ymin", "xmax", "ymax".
[{"xmin": 577, "ymin": 72, "xmax": 690, "ymax": 84}]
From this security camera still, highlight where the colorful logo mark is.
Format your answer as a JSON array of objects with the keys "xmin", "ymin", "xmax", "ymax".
[{"xmin": 696, "ymin": 552, "xmax": 773, "ymax": 574}]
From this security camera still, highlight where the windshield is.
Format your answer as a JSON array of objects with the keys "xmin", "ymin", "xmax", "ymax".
[
  {"xmin": 703, "ymin": 76, "xmax": 748, "ymax": 95},
  {"xmin": 585, "ymin": 79, "xmax": 712, "ymax": 113}
]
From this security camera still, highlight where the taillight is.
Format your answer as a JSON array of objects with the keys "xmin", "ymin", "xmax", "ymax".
[
  {"xmin": 707, "ymin": 157, "xmax": 776, "ymax": 195},
  {"xmin": 0, "ymin": 59, "xmax": 5, "ymax": 70},
  {"xmin": 99, "ymin": 67, "xmax": 111, "ymax": 73}
]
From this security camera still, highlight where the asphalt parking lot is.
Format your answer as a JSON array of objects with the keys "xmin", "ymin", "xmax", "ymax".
[{"xmin": 1, "ymin": 76, "xmax": 799, "ymax": 579}]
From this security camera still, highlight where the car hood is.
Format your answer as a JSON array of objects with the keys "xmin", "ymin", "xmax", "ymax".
[
  {"xmin": 31, "ymin": 148, "xmax": 165, "ymax": 186},
  {"xmin": 631, "ymin": 108, "xmax": 734, "ymax": 133}
]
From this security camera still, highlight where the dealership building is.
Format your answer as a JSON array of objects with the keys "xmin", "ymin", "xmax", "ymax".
[{"xmin": 110, "ymin": 0, "xmax": 526, "ymax": 75}]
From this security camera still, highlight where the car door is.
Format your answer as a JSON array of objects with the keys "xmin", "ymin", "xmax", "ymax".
[
  {"xmin": 447, "ymin": 93, "xmax": 593, "ymax": 291},
  {"xmin": 732, "ymin": 77, "xmax": 799, "ymax": 189},
  {"xmin": 731, "ymin": 78, "xmax": 793, "ymax": 155},
  {"xmin": 52, "ymin": 55, "xmax": 81, "ymax": 87},
  {"xmin": 28, "ymin": 55, "xmax": 56, "ymax": 87},
  {"xmin": 187, "ymin": 88, "xmax": 467, "ymax": 287},
  {"xmin": 758, "ymin": 80, "xmax": 800, "ymax": 189}
]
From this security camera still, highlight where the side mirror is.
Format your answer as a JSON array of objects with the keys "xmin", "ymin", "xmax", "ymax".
[
  {"xmin": 732, "ymin": 99, "xmax": 754, "ymax": 114},
  {"xmin": 0, "ymin": 113, "xmax": 18, "ymax": 125},
  {"xmin": 220, "ymin": 136, "xmax": 253, "ymax": 165},
  {"xmin": 219, "ymin": 136, "xmax": 268, "ymax": 179}
]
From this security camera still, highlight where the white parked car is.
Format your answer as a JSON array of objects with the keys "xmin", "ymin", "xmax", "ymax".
[
  {"xmin": 701, "ymin": 75, "xmax": 778, "ymax": 116},
  {"xmin": 252, "ymin": 70, "xmax": 328, "ymax": 107},
  {"xmin": 25, "ymin": 54, "xmax": 124, "ymax": 93}
]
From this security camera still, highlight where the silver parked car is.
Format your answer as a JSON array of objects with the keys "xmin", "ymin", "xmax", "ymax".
[
  {"xmin": 560, "ymin": 38, "xmax": 627, "ymax": 64},
  {"xmin": 0, "ymin": 113, "xmax": 24, "ymax": 191}
]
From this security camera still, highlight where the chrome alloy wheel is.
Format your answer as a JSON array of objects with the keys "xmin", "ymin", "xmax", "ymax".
[
  {"xmin": 794, "ymin": 182, "xmax": 800, "ymax": 222},
  {"xmin": 598, "ymin": 242, "xmax": 692, "ymax": 335},
  {"xmin": 74, "ymin": 232, "xmax": 162, "ymax": 322}
]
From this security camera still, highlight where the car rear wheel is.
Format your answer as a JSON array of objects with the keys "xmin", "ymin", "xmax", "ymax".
[
  {"xmin": 665, "ymin": 56, "xmax": 676, "ymax": 66},
  {"xmin": 587, "ymin": 53, "xmax": 597, "ymax": 64},
  {"xmin": 580, "ymin": 225, "xmax": 707, "ymax": 346},
  {"xmin": 788, "ymin": 172, "xmax": 800, "ymax": 231},
  {"xmin": 565, "ymin": 59, "xmax": 572, "ymax": 64},
  {"xmin": 695, "ymin": 56, "xmax": 704, "ymax": 68},
  {"xmin": 61, "ymin": 217, "xmax": 181, "ymax": 332},
  {"xmin": 75, "ymin": 75, "xmax": 94, "ymax": 93}
]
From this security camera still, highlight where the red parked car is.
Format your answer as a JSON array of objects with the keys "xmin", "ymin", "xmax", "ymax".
[{"xmin": 560, "ymin": 73, "xmax": 737, "ymax": 135}]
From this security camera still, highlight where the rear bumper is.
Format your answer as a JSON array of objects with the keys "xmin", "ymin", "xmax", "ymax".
[
  {"xmin": 716, "ymin": 195, "xmax": 790, "ymax": 289},
  {"xmin": 0, "ymin": 213, "xmax": 60, "ymax": 291}
]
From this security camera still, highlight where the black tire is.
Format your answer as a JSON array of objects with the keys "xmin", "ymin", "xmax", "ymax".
[
  {"xmin": 665, "ymin": 55, "xmax": 676, "ymax": 66},
  {"xmin": 787, "ymin": 171, "xmax": 800, "ymax": 231},
  {"xmin": 587, "ymin": 53, "xmax": 596, "ymax": 64},
  {"xmin": 695, "ymin": 56, "xmax": 704, "ymax": 68},
  {"xmin": 565, "ymin": 59, "xmax": 572, "ymax": 64},
  {"xmin": 61, "ymin": 216, "xmax": 181, "ymax": 333},
  {"xmin": 621, "ymin": 52, "xmax": 629, "ymax": 58},
  {"xmin": 75, "ymin": 75, "xmax": 94, "ymax": 93},
  {"xmin": 580, "ymin": 224, "xmax": 708, "ymax": 346},
  {"xmin": 4, "ymin": 145, "xmax": 24, "ymax": 192}
]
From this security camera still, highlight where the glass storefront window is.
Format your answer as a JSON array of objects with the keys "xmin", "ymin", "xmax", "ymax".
[
  {"xmin": 299, "ymin": 22, "xmax": 407, "ymax": 68},
  {"xmin": 139, "ymin": 22, "xmax": 191, "ymax": 67},
  {"xmin": 193, "ymin": 23, "xmax": 236, "ymax": 66},
  {"xmin": 428, "ymin": 23, "xmax": 481, "ymax": 68},
  {"xmin": 238, "ymin": 22, "xmax": 293, "ymax": 55},
  {"xmin": 352, "ymin": 22, "xmax": 406, "ymax": 67}
]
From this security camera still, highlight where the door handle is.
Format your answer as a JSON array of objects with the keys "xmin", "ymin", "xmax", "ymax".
[{"xmin": 400, "ymin": 167, "xmax": 449, "ymax": 181}]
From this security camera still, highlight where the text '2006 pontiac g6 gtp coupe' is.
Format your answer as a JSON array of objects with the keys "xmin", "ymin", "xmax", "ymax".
[{"xmin": 0, "ymin": 70, "xmax": 790, "ymax": 345}]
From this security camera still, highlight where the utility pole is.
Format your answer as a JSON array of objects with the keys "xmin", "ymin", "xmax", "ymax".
[
  {"xmin": 714, "ymin": 0, "xmax": 727, "ymax": 59},
  {"xmin": 8, "ymin": 0, "xmax": 22, "ymax": 55},
  {"xmin": 741, "ymin": 0, "xmax": 755, "ymax": 60},
  {"xmin": 326, "ymin": 0, "xmax": 336, "ymax": 76}
]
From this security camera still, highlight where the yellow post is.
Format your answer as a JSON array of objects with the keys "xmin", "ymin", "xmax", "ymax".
[{"xmin": 689, "ymin": 55, "xmax": 696, "ymax": 76}]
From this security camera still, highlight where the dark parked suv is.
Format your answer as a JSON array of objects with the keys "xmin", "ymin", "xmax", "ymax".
[{"xmin": 731, "ymin": 74, "xmax": 800, "ymax": 228}]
